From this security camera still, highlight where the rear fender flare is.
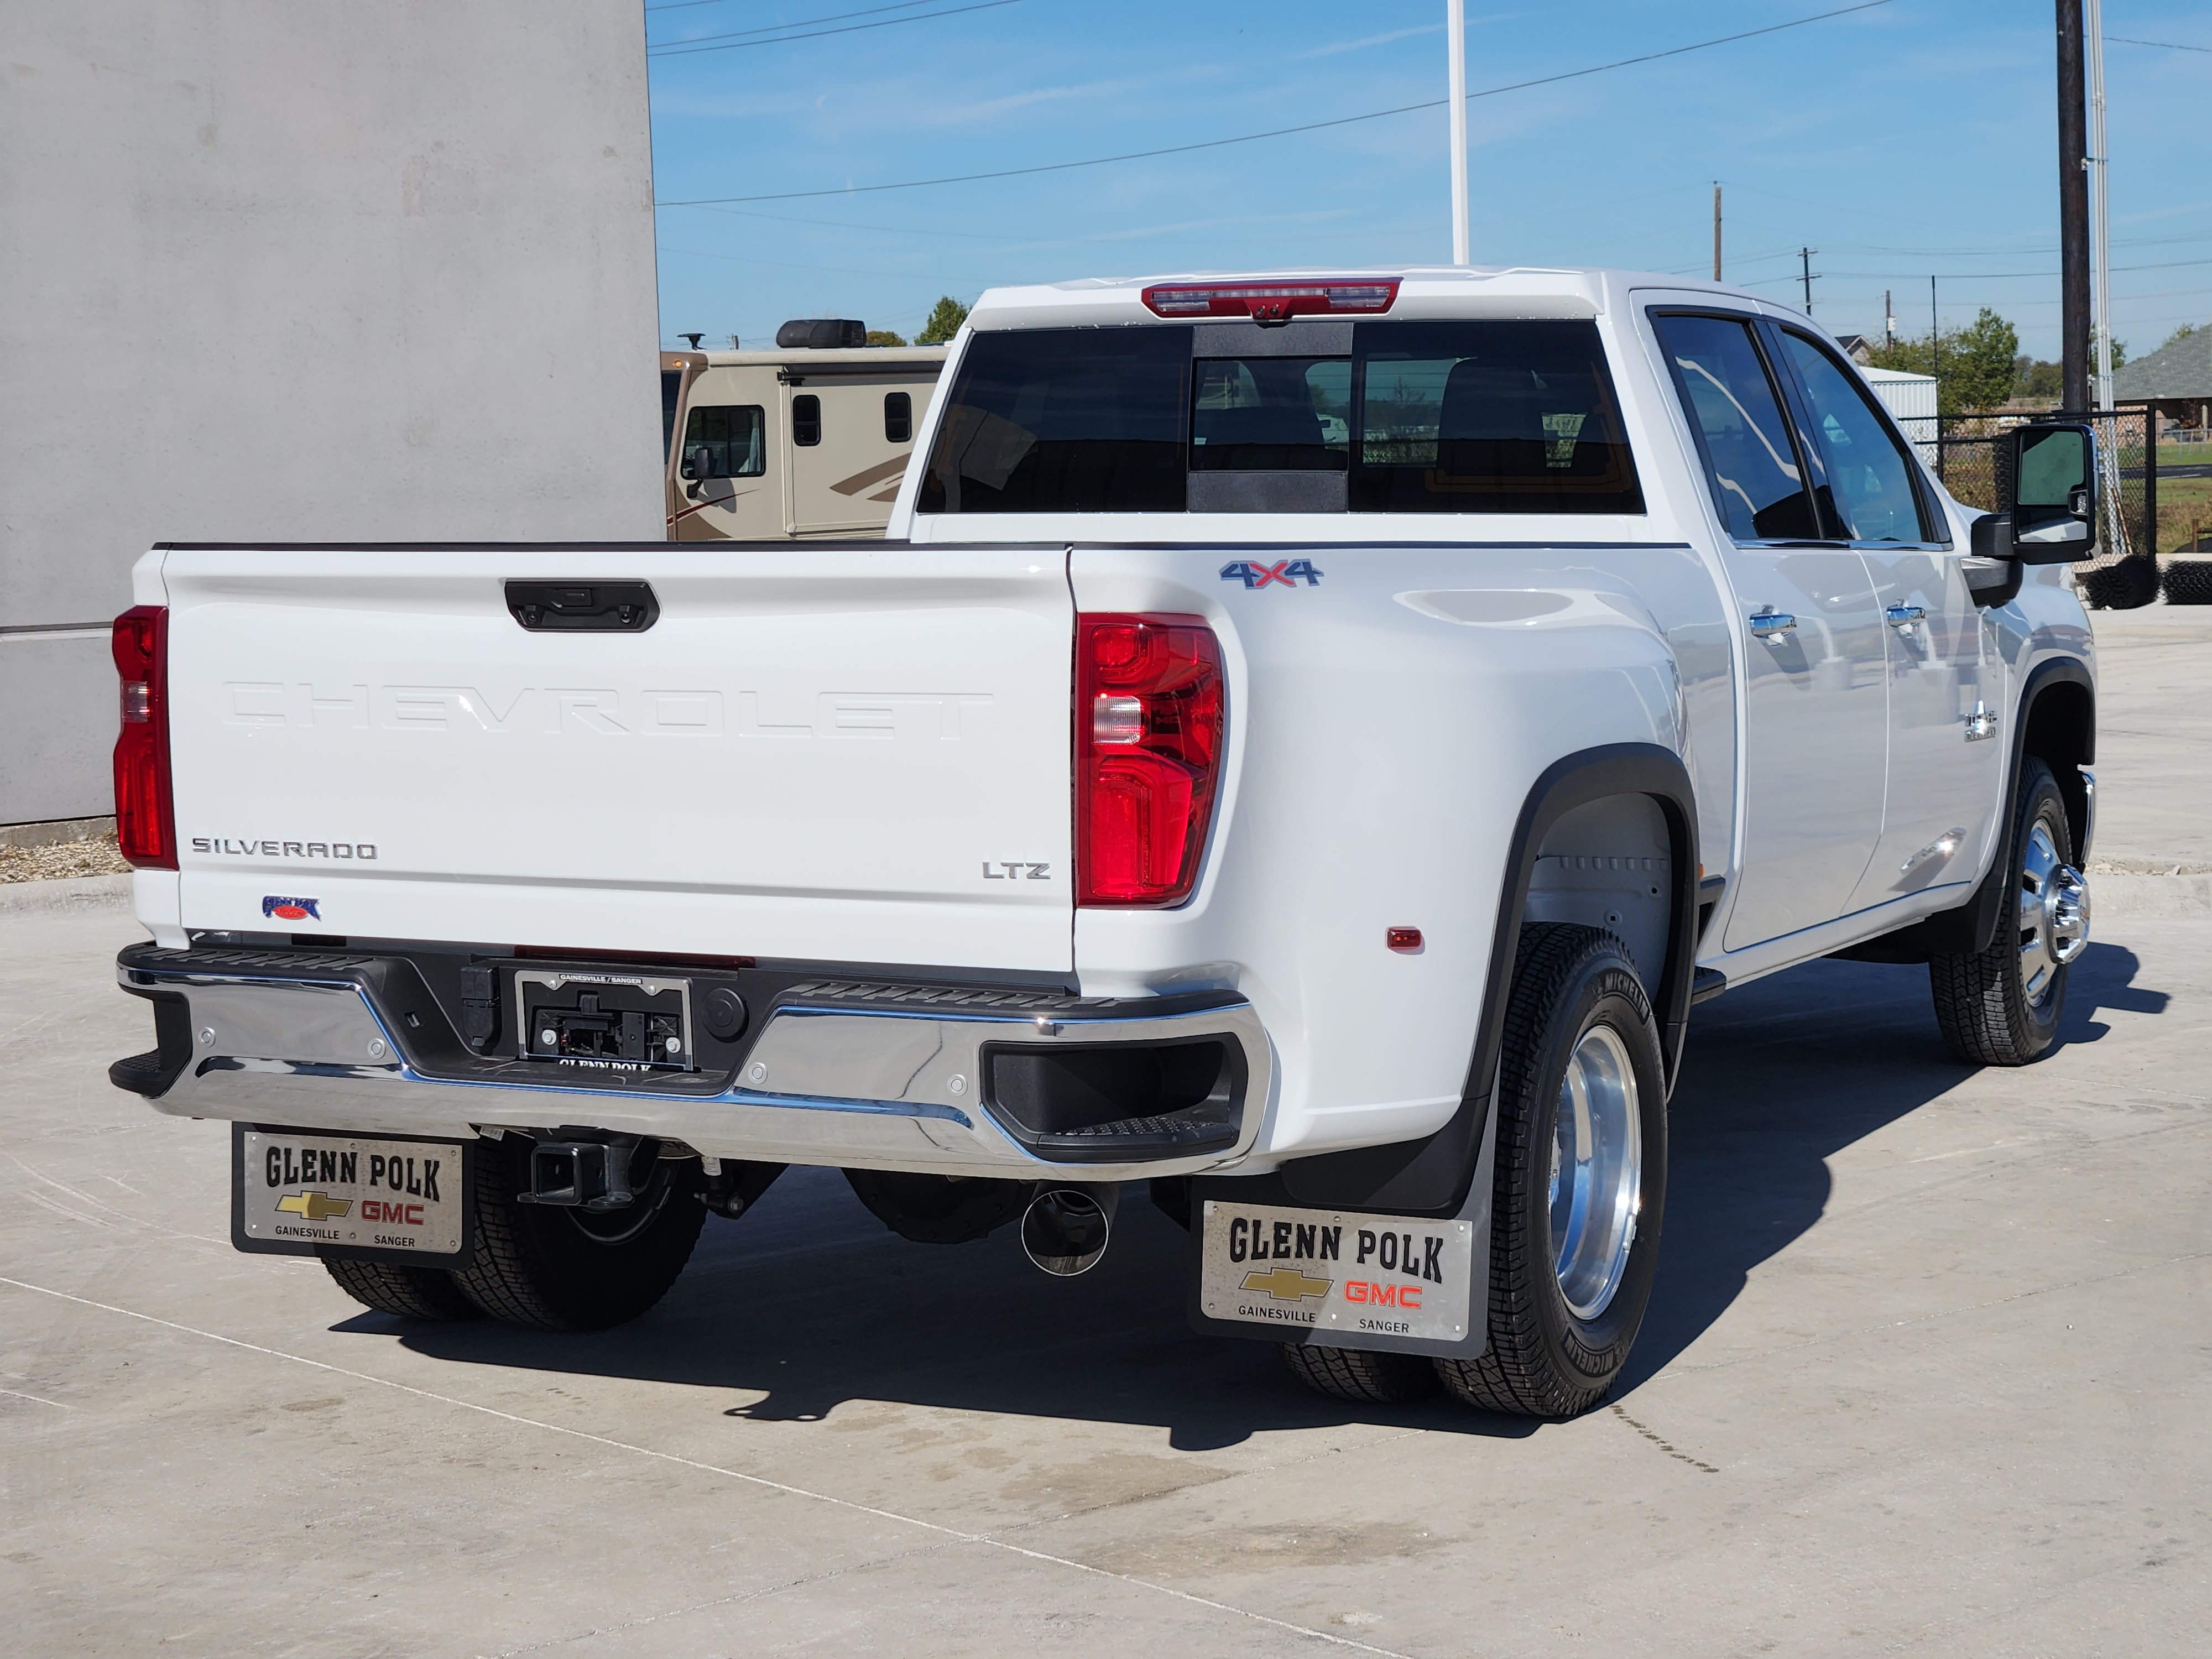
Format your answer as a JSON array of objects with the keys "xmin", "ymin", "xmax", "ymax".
[{"xmin": 1274, "ymin": 743, "xmax": 1698, "ymax": 1217}]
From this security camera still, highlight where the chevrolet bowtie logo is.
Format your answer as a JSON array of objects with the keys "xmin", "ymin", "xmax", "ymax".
[
  {"xmin": 1241, "ymin": 1266, "xmax": 1332, "ymax": 1302},
  {"xmin": 275, "ymin": 1190, "xmax": 352, "ymax": 1221}
]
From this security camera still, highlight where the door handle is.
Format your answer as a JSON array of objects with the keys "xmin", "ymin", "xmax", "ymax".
[
  {"xmin": 1885, "ymin": 603, "xmax": 1926, "ymax": 630},
  {"xmin": 1749, "ymin": 608, "xmax": 1797, "ymax": 644}
]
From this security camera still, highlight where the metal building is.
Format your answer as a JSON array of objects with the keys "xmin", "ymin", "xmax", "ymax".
[{"xmin": 2, "ymin": 2, "xmax": 664, "ymax": 834}]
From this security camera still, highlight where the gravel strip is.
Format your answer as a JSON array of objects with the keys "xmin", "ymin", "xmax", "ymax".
[{"xmin": 0, "ymin": 836, "xmax": 132, "ymax": 883}]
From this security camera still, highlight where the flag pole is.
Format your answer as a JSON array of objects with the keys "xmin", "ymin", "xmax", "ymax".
[{"xmin": 1448, "ymin": 0, "xmax": 1469, "ymax": 265}]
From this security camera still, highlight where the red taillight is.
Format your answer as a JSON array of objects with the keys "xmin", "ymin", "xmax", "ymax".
[
  {"xmin": 1077, "ymin": 614, "xmax": 1223, "ymax": 907},
  {"xmin": 112, "ymin": 605, "xmax": 175, "ymax": 870},
  {"xmin": 1141, "ymin": 279, "xmax": 1400, "ymax": 321}
]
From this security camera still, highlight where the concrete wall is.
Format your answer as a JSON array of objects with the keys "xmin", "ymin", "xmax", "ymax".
[{"xmin": 1, "ymin": 2, "xmax": 663, "ymax": 825}]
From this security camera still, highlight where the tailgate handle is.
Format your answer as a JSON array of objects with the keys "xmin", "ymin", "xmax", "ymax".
[{"xmin": 505, "ymin": 580, "xmax": 659, "ymax": 632}]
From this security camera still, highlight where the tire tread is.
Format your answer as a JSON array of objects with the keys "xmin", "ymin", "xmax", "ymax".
[
  {"xmin": 450, "ymin": 1138, "xmax": 705, "ymax": 1331},
  {"xmin": 1928, "ymin": 759, "xmax": 2069, "ymax": 1068},
  {"xmin": 321, "ymin": 1254, "xmax": 479, "ymax": 1322},
  {"xmin": 1278, "ymin": 1342, "xmax": 1437, "ymax": 1404},
  {"xmin": 1434, "ymin": 922, "xmax": 1655, "ymax": 1420}
]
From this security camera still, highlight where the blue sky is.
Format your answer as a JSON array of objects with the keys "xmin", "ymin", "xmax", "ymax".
[{"xmin": 645, "ymin": 0, "xmax": 2212, "ymax": 361}]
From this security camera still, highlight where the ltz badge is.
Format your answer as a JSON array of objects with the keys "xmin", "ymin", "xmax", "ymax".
[{"xmin": 1198, "ymin": 1201, "xmax": 1475, "ymax": 1342}]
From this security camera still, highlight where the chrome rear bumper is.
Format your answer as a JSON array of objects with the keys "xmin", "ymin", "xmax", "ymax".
[{"xmin": 113, "ymin": 947, "xmax": 1270, "ymax": 1182}]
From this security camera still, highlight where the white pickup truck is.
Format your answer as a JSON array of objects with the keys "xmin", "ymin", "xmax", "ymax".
[{"xmin": 108, "ymin": 268, "xmax": 2101, "ymax": 1418}]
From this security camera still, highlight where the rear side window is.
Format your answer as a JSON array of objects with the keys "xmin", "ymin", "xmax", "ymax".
[
  {"xmin": 791, "ymin": 394, "xmax": 822, "ymax": 447},
  {"xmin": 1350, "ymin": 321, "xmax": 1642, "ymax": 514},
  {"xmin": 884, "ymin": 391, "xmax": 912, "ymax": 444},
  {"xmin": 919, "ymin": 327, "xmax": 1191, "ymax": 513},
  {"xmin": 1651, "ymin": 314, "xmax": 1818, "ymax": 541},
  {"xmin": 681, "ymin": 404, "xmax": 765, "ymax": 478}
]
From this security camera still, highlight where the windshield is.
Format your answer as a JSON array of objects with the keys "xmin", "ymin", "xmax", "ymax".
[
  {"xmin": 662, "ymin": 369, "xmax": 685, "ymax": 461},
  {"xmin": 921, "ymin": 320, "xmax": 1640, "ymax": 514}
]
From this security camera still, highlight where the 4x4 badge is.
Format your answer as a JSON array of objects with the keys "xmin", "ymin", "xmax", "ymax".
[{"xmin": 1220, "ymin": 559, "xmax": 1323, "ymax": 589}]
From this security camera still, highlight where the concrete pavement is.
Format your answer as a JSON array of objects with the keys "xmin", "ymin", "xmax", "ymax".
[{"xmin": 4, "ymin": 613, "xmax": 2209, "ymax": 1657}]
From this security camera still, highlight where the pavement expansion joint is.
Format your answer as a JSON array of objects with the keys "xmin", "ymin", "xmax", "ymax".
[
  {"xmin": 0, "ymin": 1272, "xmax": 1423, "ymax": 1659},
  {"xmin": 1608, "ymin": 1404, "xmax": 1720, "ymax": 1473}
]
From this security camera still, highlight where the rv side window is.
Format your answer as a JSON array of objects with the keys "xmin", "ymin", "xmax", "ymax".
[
  {"xmin": 681, "ymin": 404, "xmax": 765, "ymax": 479},
  {"xmin": 792, "ymin": 394, "xmax": 822, "ymax": 447},
  {"xmin": 884, "ymin": 392, "xmax": 912, "ymax": 444}
]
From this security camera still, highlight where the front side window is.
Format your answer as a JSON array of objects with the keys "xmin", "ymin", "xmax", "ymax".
[
  {"xmin": 1350, "ymin": 321, "xmax": 1642, "ymax": 513},
  {"xmin": 682, "ymin": 404, "xmax": 765, "ymax": 479},
  {"xmin": 1777, "ymin": 332, "xmax": 1933, "ymax": 543},
  {"xmin": 919, "ymin": 327, "xmax": 1190, "ymax": 513},
  {"xmin": 1191, "ymin": 357, "xmax": 1351, "ymax": 471},
  {"xmin": 1651, "ymin": 314, "xmax": 1818, "ymax": 541}
]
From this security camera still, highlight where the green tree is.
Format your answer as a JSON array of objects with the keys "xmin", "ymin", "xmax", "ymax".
[
  {"xmin": 1865, "ymin": 307, "xmax": 2018, "ymax": 413},
  {"xmin": 916, "ymin": 295, "xmax": 971, "ymax": 345},
  {"xmin": 2014, "ymin": 354, "xmax": 2063, "ymax": 401},
  {"xmin": 2159, "ymin": 322, "xmax": 2199, "ymax": 353},
  {"xmin": 864, "ymin": 329, "xmax": 908, "ymax": 347}
]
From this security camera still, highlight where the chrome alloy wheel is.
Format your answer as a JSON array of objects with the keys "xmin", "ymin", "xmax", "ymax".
[
  {"xmin": 2019, "ymin": 818, "xmax": 2090, "ymax": 1007},
  {"xmin": 1548, "ymin": 1024, "xmax": 1643, "ymax": 1321}
]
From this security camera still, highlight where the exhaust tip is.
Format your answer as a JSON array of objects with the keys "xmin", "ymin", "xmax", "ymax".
[{"xmin": 1020, "ymin": 1186, "xmax": 1114, "ymax": 1277}]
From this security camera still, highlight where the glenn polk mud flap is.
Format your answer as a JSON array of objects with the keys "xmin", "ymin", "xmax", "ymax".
[
  {"xmin": 1186, "ymin": 1105, "xmax": 1498, "ymax": 1361},
  {"xmin": 233, "ymin": 1124, "xmax": 474, "ymax": 1268}
]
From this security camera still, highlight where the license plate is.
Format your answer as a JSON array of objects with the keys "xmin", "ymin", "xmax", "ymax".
[
  {"xmin": 513, "ymin": 969, "xmax": 694, "ymax": 1073},
  {"xmin": 1199, "ymin": 1201, "xmax": 1475, "ymax": 1344},
  {"xmin": 238, "ymin": 1130, "xmax": 468, "ymax": 1260}
]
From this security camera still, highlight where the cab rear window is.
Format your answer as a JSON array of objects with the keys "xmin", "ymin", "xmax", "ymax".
[
  {"xmin": 918, "ymin": 327, "xmax": 1190, "ymax": 513},
  {"xmin": 920, "ymin": 320, "xmax": 1641, "ymax": 515},
  {"xmin": 1350, "ymin": 321, "xmax": 1642, "ymax": 514}
]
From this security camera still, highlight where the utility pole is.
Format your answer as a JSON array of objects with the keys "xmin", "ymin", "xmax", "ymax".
[
  {"xmin": 2085, "ymin": 0, "xmax": 2114, "ymax": 410},
  {"xmin": 1798, "ymin": 247, "xmax": 1817, "ymax": 314},
  {"xmin": 1713, "ymin": 184, "xmax": 1723, "ymax": 282},
  {"xmin": 2058, "ymin": 0, "xmax": 2090, "ymax": 411},
  {"xmin": 1931, "ymin": 276, "xmax": 1941, "ymax": 394},
  {"xmin": 1448, "ymin": 0, "xmax": 1469, "ymax": 265},
  {"xmin": 1884, "ymin": 289, "xmax": 1895, "ymax": 349}
]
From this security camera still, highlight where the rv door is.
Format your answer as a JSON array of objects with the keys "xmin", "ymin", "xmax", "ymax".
[{"xmin": 785, "ymin": 368, "xmax": 937, "ymax": 536}]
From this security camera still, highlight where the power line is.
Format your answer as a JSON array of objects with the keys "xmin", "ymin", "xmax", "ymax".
[
  {"xmin": 649, "ymin": 0, "xmax": 1019, "ymax": 57},
  {"xmin": 1734, "ymin": 254, "xmax": 2212, "ymax": 284},
  {"xmin": 2104, "ymin": 34, "xmax": 2212, "ymax": 54},
  {"xmin": 655, "ymin": 0, "xmax": 1898, "ymax": 206},
  {"xmin": 650, "ymin": 1, "xmax": 947, "ymax": 53}
]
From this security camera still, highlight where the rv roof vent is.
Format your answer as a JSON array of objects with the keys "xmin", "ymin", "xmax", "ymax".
[{"xmin": 776, "ymin": 319, "xmax": 867, "ymax": 349}]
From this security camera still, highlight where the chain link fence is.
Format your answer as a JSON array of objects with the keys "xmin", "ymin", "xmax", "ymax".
[{"xmin": 1892, "ymin": 405, "xmax": 2165, "ymax": 608}]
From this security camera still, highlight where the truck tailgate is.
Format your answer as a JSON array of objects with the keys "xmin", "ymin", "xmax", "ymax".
[{"xmin": 158, "ymin": 545, "xmax": 1073, "ymax": 972}]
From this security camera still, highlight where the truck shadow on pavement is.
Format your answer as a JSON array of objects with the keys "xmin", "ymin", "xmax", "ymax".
[
  {"xmin": 371, "ymin": 943, "xmax": 2162, "ymax": 1444},
  {"xmin": 1618, "ymin": 941, "xmax": 2165, "ymax": 1396},
  {"xmin": 377, "ymin": 1168, "xmax": 1538, "ymax": 1450}
]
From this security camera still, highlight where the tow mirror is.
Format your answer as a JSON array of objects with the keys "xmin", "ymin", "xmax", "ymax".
[
  {"xmin": 2007, "ymin": 422, "xmax": 2100, "ymax": 565},
  {"xmin": 682, "ymin": 446, "xmax": 718, "ymax": 482}
]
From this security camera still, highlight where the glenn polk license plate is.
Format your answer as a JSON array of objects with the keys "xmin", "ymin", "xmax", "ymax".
[
  {"xmin": 1199, "ymin": 1201, "xmax": 1475, "ymax": 1344},
  {"xmin": 237, "ymin": 1129, "xmax": 468, "ymax": 1262}
]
